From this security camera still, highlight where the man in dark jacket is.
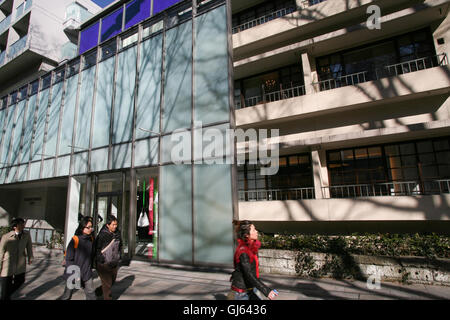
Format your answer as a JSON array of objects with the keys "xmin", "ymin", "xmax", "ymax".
[
  {"xmin": 95, "ymin": 215, "xmax": 122, "ymax": 300},
  {"xmin": 60, "ymin": 216, "xmax": 96, "ymax": 300}
]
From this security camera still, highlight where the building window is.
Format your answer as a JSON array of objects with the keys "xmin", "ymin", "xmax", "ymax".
[
  {"xmin": 238, "ymin": 153, "xmax": 314, "ymax": 201},
  {"xmin": 234, "ymin": 63, "xmax": 305, "ymax": 109},
  {"xmin": 327, "ymin": 136, "xmax": 450, "ymax": 197},
  {"xmin": 316, "ymin": 28, "xmax": 437, "ymax": 90}
]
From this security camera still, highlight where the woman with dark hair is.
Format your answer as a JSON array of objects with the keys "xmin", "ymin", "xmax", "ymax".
[
  {"xmin": 60, "ymin": 216, "xmax": 96, "ymax": 300},
  {"xmin": 229, "ymin": 220, "xmax": 278, "ymax": 300},
  {"xmin": 95, "ymin": 215, "xmax": 122, "ymax": 300}
]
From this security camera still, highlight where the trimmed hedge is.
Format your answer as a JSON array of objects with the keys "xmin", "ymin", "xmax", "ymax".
[{"xmin": 260, "ymin": 233, "xmax": 450, "ymax": 260}]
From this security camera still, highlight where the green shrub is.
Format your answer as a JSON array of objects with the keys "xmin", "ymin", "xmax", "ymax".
[
  {"xmin": 0, "ymin": 226, "xmax": 10, "ymax": 238},
  {"xmin": 260, "ymin": 233, "xmax": 450, "ymax": 259}
]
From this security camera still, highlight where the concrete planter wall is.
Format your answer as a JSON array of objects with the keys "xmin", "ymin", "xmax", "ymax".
[{"xmin": 259, "ymin": 249, "xmax": 450, "ymax": 286}]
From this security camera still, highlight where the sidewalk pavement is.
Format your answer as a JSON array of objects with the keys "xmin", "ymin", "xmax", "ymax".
[{"xmin": 11, "ymin": 252, "xmax": 450, "ymax": 300}]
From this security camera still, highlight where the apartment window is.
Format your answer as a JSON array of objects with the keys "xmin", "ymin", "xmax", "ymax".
[
  {"xmin": 68, "ymin": 58, "xmax": 80, "ymax": 77},
  {"xmin": 30, "ymin": 79, "xmax": 39, "ymax": 95},
  {"xmin": 327, "ymin": 136, "xmax": 450, "ymax": 196},
  {"xmin": 316, "ymin": 28, "xmax": 435, "ymax": 85},
  {"xmin": 238, "ymin": 153, "xmax": 314, "ymax": 200},
  {"xmin": 232, "ymin": 0, "xmax": 296, "ymax": 33},
  {"xmin": 18, "ymin": 85, "xmax": 28, "ymax": 101},
  {"xmin": 234, "ymin": 63, "xmax": 304, "ymax": 108},
  {"xmin": 0, "ymin": 96, "xmax": 7, "ymax": 109},
  {"xmin": 83, "ymin": 48, "xmax": 98, "ymax": 69}
]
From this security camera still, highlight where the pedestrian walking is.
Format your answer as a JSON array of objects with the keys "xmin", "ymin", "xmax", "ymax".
[
  {"xmin": 0, "ymin": 218, "xmax": 33, "ymax": 300},
  {"xmin": 59, "ymin": 216, "xmax": 96, "ymax": 300},
  {"xmin": 228, "ymin": 220, "xmax": 278, "ymax": 300},
  {"xmin": 95, "ymin": 215, "xmax": 122, "ymax": 300}
]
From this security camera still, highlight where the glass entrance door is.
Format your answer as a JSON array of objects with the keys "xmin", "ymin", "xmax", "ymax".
[{"xmin": 95, "ymin": 192, "xmax": 121, "ymax": 232}]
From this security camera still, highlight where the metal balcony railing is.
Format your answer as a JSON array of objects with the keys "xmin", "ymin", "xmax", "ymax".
[
  {"xmin": 323, "ymin": 179, "xmax": 450, "ymax": 199},
  {"xmin": 235, "ymin": 84, "xmax": 305, "ymax": 109},
  {"xmin": 315, "ymin": 53, "xmax": 448, "ymax": 92},
  {"xmin": 239, "ymin": 187, "xmax": 315, "ymax": 201},
  {"xmin": 313, "ymin": 71, "xmax": 368, "ymax": 92},
  {"xmin": 232, "ymin": 6, "xmax": 297, "ymax": 34}
]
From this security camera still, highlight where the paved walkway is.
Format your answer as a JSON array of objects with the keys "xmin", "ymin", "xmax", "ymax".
[{"xmin": 10, "ymin": 252, "xmax": 450, "ymax": 300}]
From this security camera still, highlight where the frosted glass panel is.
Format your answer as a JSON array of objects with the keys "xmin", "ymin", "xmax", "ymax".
[
  {"xmin": 193, "ymin": 123, "xmax": 231, "ymax": 163},
  {"xmin": 113, "ymin": 47, "xmax": 136, "ymax": 144},
  {"xmin": 160, "ymin": 164, "xmax": 192, "ymax": 262},
  {"xmin": 194, "ymin": 164, "xmax": 233, "ymax": 264},
  {"xmin": 73, "ymin": 152, "xmax": 88, "ymax": 175},
  {"xmin": 11, "ymin": 100, "xmax": 26, "ymax": 165},
  {"xmin": 134, "ymin": 138, "xmax": 158, "ymax": 167},
  {"xmin": 1, "ymin": 105, "xmax": 16, "ymax": 164},
  {"xmin": 6, "ymin": 166, "xmax": 17, "ymax": 183},
  {"xmin": 0, "ymin": 109, "xmax": 5, "ymax": 152},
  {"xmin": 29, "ymin": 161, "xmax": 41, "ymax": 180},
  {"xmin": 112, "ymin": 143, "xmax": 131, "ymax": 169},
  {"xmin": 163, "ymin": 21, "xmax": 192, "ymax": 133},
  {"xmin": 194, "ymin": 6, "xmax": 229, "ymax": 125},
  {"xmin": 161, "ymin": 131, "xmax": 191, "ymax": 164},
  {"xmin": 17, "ymin": 164, "xmax": 28, "ymax": 181},
  {"xmin": 136, "ymin": 34, "xmax": 162, "ymax": 139},
  {"xmin": 46, "ymin": 82, "xmax": 63, "ymax": 157},
  {"xmin": 21, "ymin": 94, "xmax": 37, "ymax": 163},
  {"xmin": 0, "ymin": 168, "xmax": 5, "ymax": 184},
  {"xmin": 32, "ymin": 89, "xmax": 49, "ymax": 161},
  {"xmin": 42, "ymin": 159, "xmax": 54, "ymax": 179},
  {"xmin": 92, "ymin": 57, "xmax": 114, "ymax": 148},
  {"xmin": 57, "ymin": 155, "xmax": 70, "ymax": 177},
  {"xmin": 59, "ymin": 75, "xmax": 78, "ymax": 155},
  {"xmin": 90, "ymin": 148, "xmax": 109, "ymax": 172},
  {"xmin": 76, "ymin": 67, "xmax": 95, "ymax": 149}
]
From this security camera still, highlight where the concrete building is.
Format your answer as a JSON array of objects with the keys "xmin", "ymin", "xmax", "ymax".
[{"xmin": 0, "ymin": 0, "xmax": 449, "ymax": 268}]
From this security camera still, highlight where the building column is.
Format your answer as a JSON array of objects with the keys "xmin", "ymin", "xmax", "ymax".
[
  {"xmin": 301, "ymin": 52, "xmax": 317, "ymax": 95},
  {"xmin": 64, "ymin": 177, "xmax": 80, "ymax": 249},
  {"xmin": 311, "ymin": 149, "xmax": 329, "ymax": 199}
]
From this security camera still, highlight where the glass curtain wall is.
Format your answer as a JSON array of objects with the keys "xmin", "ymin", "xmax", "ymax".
[{"xmin": 0, "ymin": 0, "xmax": 233, "ymax": 266}]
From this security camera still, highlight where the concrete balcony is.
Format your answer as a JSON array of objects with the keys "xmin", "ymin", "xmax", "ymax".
[{"xmin": 235, "ymin": 64, "xmax": 450, "ymax": 127}]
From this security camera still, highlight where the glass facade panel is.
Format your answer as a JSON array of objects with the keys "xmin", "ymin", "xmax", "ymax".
[
  {"xmin": 163, "ymin": 21, "xmax": 192, "ymax": 133},
  {"xmin": 45, "ymin": 82, "xmax": 63, "ymax": 157},
  {"xmin": 1, "ymin": 104, "xmax": 16, "ymax": 165},
  {"xmin": 92, "ymin": 56, "xmax": 115, "ymax": 148},
  {"xmin": 32, "ymin": 88, "xmax": 49, "ymax": 161},
  {"xmin": 79, "ymin": 22, "xmax": 100, "ymax": 55},
  {"xmin": 112, "ymin": 143, "xmax": 132, "ymax": 169},
  {"xmin": 113, "ymin": 46, "xmax": 136, "ymax": 144},
  {"xmin": 159, "ymin": 164, "xmax": 192, "ymax": 262},
  {"xmin": 90, "ymin": 148, "xmax": 109, "ymax": 172},
  {"xmin": 101, "ymin": 7, "xmax": 124, "ymax": 43},
  {"xmin": 75, "ymin": 66, "xmax": 95, "ymax": 150},
  {"xmin": 21, "ymin": 94, "xmax": 37, "ymax": 163},
  {"xmin": 56, "ymin": 155, "xmax": 70, "ymax": 177},
  {"xmin": 73, "ymin": 152, "xmax": 88, "ymax": 175},
  {"xmin": 11, "ymin": 100, "xmax": 26, "ymax": 165},
  {"xmin": 17, "ymin": 164, "xmax": 28, "ymax": 181},
  {"xmin": 194, "ymin": 6, "xmax": 229, "ymax": 125},
  {"xmin": 134, "ymin": 138, "xmax": 158, "ymax": 167},
  {"xmin": 194, "ymin": 164, "xmax": 233, "ymax": 264},
  {"xmin": 59, "ymin": 75, "xmax": 78, "ymax": 155},
  {"xmin": 29, "ymin": 161, "xmax": 41, "ymax": 180},
  {"xmin": 153, "ymin": 0, "xmax": 182, "ymax": 15},
  {"xmin": 42, "ymin": 159, "xmax": 54, "ymax": 179},
  {"xmin": 125, "ymin": 0, "xmax": 151, "ymax": 30},
  {"xmin": 161, "ymin": 131, "xmax": 191, "ymax": 164},
  {"xmin": 136, "ymin": 33, "xmax": 162, "ymax": 139}
]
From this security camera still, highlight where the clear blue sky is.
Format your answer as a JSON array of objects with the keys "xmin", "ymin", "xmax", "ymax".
[{"xmin": 91, "ymin": 0, "xmax": 116, "ymax": 8}]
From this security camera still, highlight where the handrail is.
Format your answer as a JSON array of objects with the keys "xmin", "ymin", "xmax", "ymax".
[
  {"xmin": 236, "ymin": 84, "xmax": 305, "ymax": 109},
  {"xmin": 313, "ymin": 71, "xmax": 368, "ymax": 92},
  {"xmin": 323, "ymin": 179, "xmax": 450, "ymax": 198},
  {"xmin": 232, "ymin": 6, "xmax": 296, "ymax": 34},
  {"xmin": 239, "ymin": 187, "xmax": 315, "ymax": 201}
]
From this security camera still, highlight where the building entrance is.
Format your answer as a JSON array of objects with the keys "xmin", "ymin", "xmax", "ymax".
[{"xmin": 94, "ymin": 192, "xmax": 121, "ymax": 233}]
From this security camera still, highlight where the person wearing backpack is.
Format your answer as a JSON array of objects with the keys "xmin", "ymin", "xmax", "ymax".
[
  {"xmin": 95, "ymin": 215, "xmax": 122, "ymax": 300},
  {"xmin": 59, "ymin": 216, "xmax": 96, "ymax": 300}
]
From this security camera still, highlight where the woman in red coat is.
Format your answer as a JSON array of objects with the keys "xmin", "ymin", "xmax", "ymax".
[{"xmin": 230, "ymin": 220, "xmax": 278, "ymax": 300}]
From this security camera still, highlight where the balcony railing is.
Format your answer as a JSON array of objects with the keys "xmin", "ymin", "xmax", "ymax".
[
  {"xmin": 232, "ymin": 6, "xmax": 297, "ymax": 34},
  {"xmin": 7, "ymin": 35, "xmax": 28, "ymax": 60},
  {"xmin": 315, "ymin": 54, "xmax": 448, "ymax": 92},
  {"xmin": 323, "ymin": 179, "xmax": 450, "ymax": 198},
  {"xmin": 0, "ymin": 15, "xmax": 11, "ymax": 35},
  {"xmin": 239, "ymin": 187, "xmax": 315, "ymax": 201},
  {"xmin": 236, "ymin": 84, "xmax": 305, "ymax": 109}
]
